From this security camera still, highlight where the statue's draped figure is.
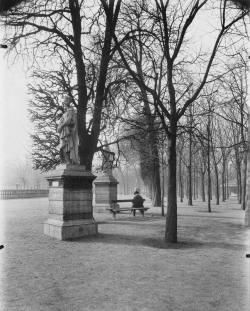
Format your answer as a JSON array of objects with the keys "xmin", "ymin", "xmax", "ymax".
[{"xmin": 57, "ymin": 97, "xmax": 79, "ymax": 165}]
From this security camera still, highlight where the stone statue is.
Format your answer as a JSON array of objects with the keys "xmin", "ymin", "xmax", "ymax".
[
  {"xmin": 57, "ymin": 96, "xmax": 79, "ymax": 165},
  {"xmin": 101, "ymin": 144, "xmax": 114, "ymax": 175}
]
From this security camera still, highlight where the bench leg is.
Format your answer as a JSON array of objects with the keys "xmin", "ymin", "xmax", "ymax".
[
  {"xmin": 141, "ymin": 210, "xmax": 145, "ymax": 216},
  {"xmin": 133, "ymin": 210, "xmax": 136, "ymax": 217}
]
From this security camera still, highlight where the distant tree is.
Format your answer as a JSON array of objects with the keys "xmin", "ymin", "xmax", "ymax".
[
  {"xmin": 218, "ymin": 48, "xmax": 248, "ymax": 208},
  {"xmin": 28, "ymin": 69, "xmax": 63, "ymax": 171},
  {"xmin": 11, "ymin": 158, "xmax": 32, "ymax": 189}
]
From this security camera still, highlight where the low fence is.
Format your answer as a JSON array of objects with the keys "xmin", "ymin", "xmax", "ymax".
[{"xmin": 0, "ymin": 189, "xmax": 49, "ymax": 200}]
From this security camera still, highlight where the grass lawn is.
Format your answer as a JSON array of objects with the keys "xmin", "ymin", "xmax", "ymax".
[{"xmin": 0, "ymin": 195, "xmax": 249, "ymax": 311}]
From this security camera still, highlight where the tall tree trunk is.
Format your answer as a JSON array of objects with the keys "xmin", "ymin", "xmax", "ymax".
[
  {"xmin": 126, "ymin": 162, "xmax": 129, "ymax": 195},
  {"xmin": 186, "ymin": 177, "xmax": 189, "ymax": 198},
  {"xmin": 164, "ymin": 163, "xmax": 169, "ymax": 201},
  {"xmin": 244, "ymin": 113, "xmax": 250, "ymax": 226},
  {"xmin": 161, "ymin": 135, "xmax": 166, "ymax": 215},
  {"xmin": 222, "ymin": 159, "xmax": 227, "ymax": 202},
  {"xmin": 207, "ymin": 161, "xmax": 211, "ymax": 212},
  {"xmin": 241, "ymin": 152, "xmax": 247, "ymax": 210},
  {"xmin": 151, "ymin": 156, "xmax": 161, "ymax": 206},
  {"xmin": 178, "ymin": 153, "xmax": 183, "ymax": 202},
  {"xmin": 215, "ymin": 167, "xmax": 220, "ymax": 205},
  {"xmin": 207, "ymin": 124, "xmax": 211, "ymax": 213},
  {"xmin": 165, "ymin": 119, "xmax": 177, "ymax": 243},
  {"xmin": 193, "ymin": 158, "xmax": 196, "ymax": 200},
  {"xmin": 69, "ymin": 0, "xmax": 89, "ymax": 167},
  {"xmin": 237, "ymin": 162, "xmax": 242, "ymax": 203},
  {"xmin": 222, "ymin": 171, "xmax": 224, "ymax": 201},
  {"xmin": 240, "ymin": 91, "xmax": 246, "ymax": 209},
  {"xmin": 196, "ymin": 176, "xmax": 199, "ymax": 198},
  {"xmin": 201, "ymin": 171, "xmax": 206, "ymax": 202},
  {"xmin": 188, "ymin": 165, "xmax": 192, "ymax": 205},
  {"xmin": 226, "ymin": 164, "xmax": 230, "ymax": 199},
  {"xmin": 161, "ymin": 158, "xmax": 165, "ymax": 216},
  {"xmin": 212, "ymin": 146, "xmax": 219, "ymax": 205},
  {"xmin": 180, "ymin": 179, "xmax": 184, "ymax": 202},
  {"xmin": 70, "ymin": 0, "xmax": 122, "ymax": 170},
  {"xmin": 188, "ymin": 109, "xmax": 192, "ymax": 206}
]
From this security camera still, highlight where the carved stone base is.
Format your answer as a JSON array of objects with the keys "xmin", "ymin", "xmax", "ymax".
[
  {"xmin": 44, "ymin": 164, "xmax": 98, "ymax": 240},
  {"xmin": 93, "ymin": 173, "xmax": 119, "ymax": 212},
  {"xmin": 44, "ymin": 219, "xmax": 97, "ymax": 240}
]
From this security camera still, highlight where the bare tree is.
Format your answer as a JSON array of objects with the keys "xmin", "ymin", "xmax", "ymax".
[
  {"xmin": 3, "ymin": 0, "xmax": 122, "ymax": 170},
  {"xmin": 108, "ymin": 0, "xmax": 249, "ymax": 242}
]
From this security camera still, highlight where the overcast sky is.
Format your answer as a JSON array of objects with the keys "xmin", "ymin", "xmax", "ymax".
[{"xmin": 0, "ymin": 49, "xmax": 31, "ymax": 166}]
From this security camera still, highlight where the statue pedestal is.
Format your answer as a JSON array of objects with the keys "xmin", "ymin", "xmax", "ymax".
[
  {"xmin": 44, "ymin": 164, "xmax": 98, "ymax": 240},
  {"xmin": 93, "ymin": 172, "xmax": 119, "ymax": 212}
]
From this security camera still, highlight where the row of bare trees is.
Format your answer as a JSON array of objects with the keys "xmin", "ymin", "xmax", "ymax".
[
  {"xmin": 1, "ymin": 158, "xmax": 47, "ymax": 189},
  {"xmin": 2, "ymin": 0, "xmax": 249, "ymax": 242}
]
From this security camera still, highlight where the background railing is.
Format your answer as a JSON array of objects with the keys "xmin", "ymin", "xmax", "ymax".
[{"xmin": 0, "ymin": 189, "xmax": 49, "ymax": 199}]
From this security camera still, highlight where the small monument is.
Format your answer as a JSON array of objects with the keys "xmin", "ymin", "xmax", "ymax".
[
  {"xmin": 44, "ymin": 96, "xmax": 98, "ymax": 240},
  {"xmin": 93, "ymin": 143, "xmax": 119, "ymax": 212}
]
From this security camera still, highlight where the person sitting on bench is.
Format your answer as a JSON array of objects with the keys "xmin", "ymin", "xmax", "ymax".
[{"xmin": 132, "ymin": 191, "xmax": 144, "ymax": 216}]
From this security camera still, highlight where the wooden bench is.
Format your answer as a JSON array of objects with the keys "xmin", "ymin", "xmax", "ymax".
[{"xmin": 107, "ymin": 199, "xmax": 150, "ymax": 220}]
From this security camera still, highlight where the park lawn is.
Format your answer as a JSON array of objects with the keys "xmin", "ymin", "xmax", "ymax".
[{"xmin": 0, "ymin": 195, "xmax": 249, "ymax": 311}]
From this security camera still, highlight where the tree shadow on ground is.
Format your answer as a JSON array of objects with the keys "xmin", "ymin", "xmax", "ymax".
[
  {"xmin": 178, "ymin": 213, "xmax": 244, "ymax": 220},
  {"xmin": 67, "ymin": 232, "xmax": 246, "ymax": 251},
  {"xmin": 98, "ymin": 214, "xmax": 166, "ymax": 226},
  {"xmin": 197, "ymin": 210, "xmax": 221, "ymax": 213},
  {"xmin": 68, "ymin": 233, "xmax": 203, "ymax": 249}
]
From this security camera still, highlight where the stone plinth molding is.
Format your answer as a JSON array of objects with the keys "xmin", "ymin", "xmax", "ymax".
[
  {"xmin": 93, "ymin": 173, "xmax": 119, "ymax": 212},
  {"xmin": 44, "ymin": 164, "xmax": 98, "ymax": 240}
]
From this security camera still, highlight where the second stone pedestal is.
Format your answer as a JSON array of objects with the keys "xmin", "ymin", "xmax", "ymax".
[
  {"xmin": 93, "ymin": 173, "xmax": 119, "ymax": 212},
  {"xmin": 44, "ymin": 164, "xmax": 98, "ymax": 240}
]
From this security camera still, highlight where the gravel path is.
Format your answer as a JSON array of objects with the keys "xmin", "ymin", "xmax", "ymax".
[{"xmin": 0, "ymin": 195, "xmax": 249, "ymax": 311}]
